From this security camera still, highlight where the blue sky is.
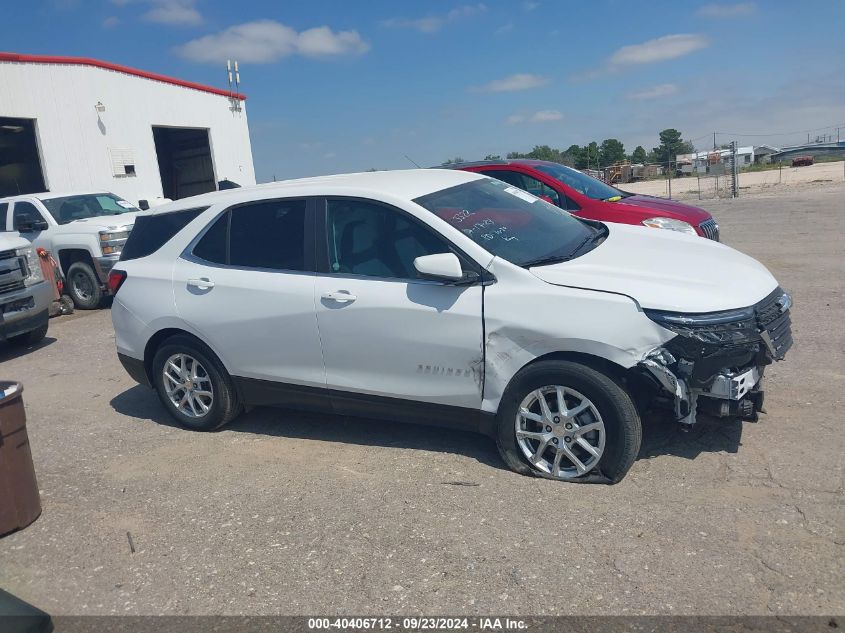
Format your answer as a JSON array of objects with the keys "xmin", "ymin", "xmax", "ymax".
[{"xmin": 10, "ymin": 0, "xmax": 845, "ymax": 180}]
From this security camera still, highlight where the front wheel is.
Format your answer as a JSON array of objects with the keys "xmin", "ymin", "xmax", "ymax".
[
  {"xmin": 496, "ymin": 360, "xmax": 641, "ymax": 484},
  {"xmin": 66, "ymin": 261, "xmax": 103, "ymax": 310}
]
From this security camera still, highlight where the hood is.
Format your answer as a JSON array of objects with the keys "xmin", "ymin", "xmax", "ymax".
[
  {"xmin": 55, "ymin": 212, "xmax": 138, "ymax": 232},
  {"xmin": 529, "ymin": 223, "xmax": 778, "ymax": 312},
  {"xmin": 0, "ymin": 232, "xmax": 29, "ymax": 250},
  {"xmin": 616, "ymin": 194, "xmax": 712, "ymax": 225}
]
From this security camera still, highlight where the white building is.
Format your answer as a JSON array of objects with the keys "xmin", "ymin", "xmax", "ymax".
[{"xmin": 0, "ymin": 52, "xmax": 255, "ymax": 205}]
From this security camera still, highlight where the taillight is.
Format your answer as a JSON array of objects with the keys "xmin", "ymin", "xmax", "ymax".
[{"xmin": 108, "ymin": 269, "xmax": 127, "ymax": 294}]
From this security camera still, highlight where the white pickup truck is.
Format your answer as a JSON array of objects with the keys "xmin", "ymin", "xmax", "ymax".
[
  {"xmin": 0, "ymin": 192, "xmax": 139, "ymax": 309},
  {"xmin": 0, "ymin": 232, "xmax": 52, "ymax": 345}
]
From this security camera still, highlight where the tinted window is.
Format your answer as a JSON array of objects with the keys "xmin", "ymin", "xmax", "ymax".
[
  {"xmin": 228, "ymin": 200, "xmax": 307, "ymax": 271},
  {"xmin": 326, "ymin": 199, "xmax": 450, "ymax": 279},
  {"xmin": 193, "ymin": 211, "xmax": 228, "ymax": 264},
  {"xmin": 12, "ymin": 201, "xmax": 45, "ymax": 231},
  {"xmin": 0, "ymin": 203, "xmax": 8, "ymax": 230},
  {"xmin": 481, "ymin": 170, "xmax": 562, "ymax": 207},
  {"xmin": 533, "ymin": 163, "xmax": 628, "ymax": 201},
  {"xmin": 120, "ymin": 208, "xmax": 205, "ymax": 261},
  {"xmin": 414, "ymin": 178, "xmax": 598, "ymax": 267}
]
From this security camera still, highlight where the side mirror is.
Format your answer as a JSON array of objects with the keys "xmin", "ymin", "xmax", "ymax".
[{"xmin": 414, "ymin": 253, "xmax": 466, "ymax": 283}]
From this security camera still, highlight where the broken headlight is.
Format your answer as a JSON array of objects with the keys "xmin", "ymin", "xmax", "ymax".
[{"xmin": 644, "ymin": 306, "xmax": 759, "ymax": 345}]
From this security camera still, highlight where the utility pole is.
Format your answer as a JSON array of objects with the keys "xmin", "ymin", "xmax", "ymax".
[
  {"xmin": 713, "ymin": 132, "xmax": 717, "ymax": 151},
  {"xmin": 730, "ymin": 141, "xmax": 739, "ymax": 198}
]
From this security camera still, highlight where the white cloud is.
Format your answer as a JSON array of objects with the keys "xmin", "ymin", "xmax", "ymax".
[
  {"xmin": 495, "ymin": 22, "xmax": 514, "ymax": 35},
  {"xmin": 626, "ymin": 83, "xmax": 679, "ymax": 100},
  {"xmin": 507, "ymin": 109, "xmax": 563, "ymax": 124},
  {"xmin": 143, "ymin": 0, "xmax": 202, "ymax": 26},
  {"xmin": 523, "ymin": 1, "xmax": 540, "ymax": 10},
  {"xmin": 381, "ymin": 3, "xmax": 487, "ymax": 33},
  {"xmin": 102, "ymin": 15, "xmax": 120, "ymax": 28},
  {"xmin": 697, "ymin": 2, "xmax": 756, "ymax": 17},
  {"xmin": 177, "ymin": 20, "xmax": 370, "ymax": 64},
  {"xmin": 471, "ymin": 73, "xmax": 550, "ymax": 92},
  {"xmin": 609, "ymin": 34, "xmax": 709, "ymax": 67}
]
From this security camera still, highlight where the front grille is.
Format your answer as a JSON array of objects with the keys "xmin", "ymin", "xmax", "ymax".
[
  {"xmin": 754, "ymin": 287, "xmax": 793, "ymax": 360},
  {"xmin": 0, "ymin": 250, "xmax": 26, "ymax": 296},
  {"xmin": 699, "ymin": 218, "xmax": 720, "ymax": 241}
]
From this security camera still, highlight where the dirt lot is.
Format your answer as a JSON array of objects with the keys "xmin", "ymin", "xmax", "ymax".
[{"xmin": 1, "ymin": 184, "xmax": 842, "ymax": 616}]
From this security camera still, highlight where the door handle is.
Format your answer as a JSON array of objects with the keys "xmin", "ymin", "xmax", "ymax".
[
  {"xmin": 321, "ymin": 291, "xmax": 356, "ymax": 303},
  {"xmin": 187, "ymin": 277, "xmax": 215, "ymax": 289}
]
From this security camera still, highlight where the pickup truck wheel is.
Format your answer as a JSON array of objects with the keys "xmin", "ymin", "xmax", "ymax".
[
  {"xmin": 152, "ymin": 335, "xmax": 243, "ymax": 431},
  {"xmin": 66, "ymin": 262, "xmax": 103, "ymax": 309},
  {"xmin": 496, "ymin": 360, "xmax": 641, "ymax": 484},
  {"xmin": 8, "ymin": 322, "xmax": 48, "ymax": 346}
]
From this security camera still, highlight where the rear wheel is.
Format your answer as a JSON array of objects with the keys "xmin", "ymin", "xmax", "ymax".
[
  {"xmin": 66, "ymin": 261, "xmax": 102, "ymax": 310},
  {"xmin": 496, "ymin": 360, "xmax": 641, "ymax": 484},
  {"xmin": 152, "ymin": 335, "xmax": 242, "ymax": 431}
]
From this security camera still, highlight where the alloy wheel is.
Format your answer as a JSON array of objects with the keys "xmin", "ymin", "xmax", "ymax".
[
  {"xmin": 162, "ymin": 353, "xmax": 214, "ymax": 418},
  {"xmin": 515, "ymin": 385, "xmax": 605, "ymax": 479}
]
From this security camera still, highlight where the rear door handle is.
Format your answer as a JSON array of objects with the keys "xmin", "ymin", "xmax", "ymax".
[
  {"xmin": 187, "ymin": 277, "xmax": 215, "ymax": 289},
  {"xmin": 321, "ymin": 291, "xmax": 356, "ymax": 303}
]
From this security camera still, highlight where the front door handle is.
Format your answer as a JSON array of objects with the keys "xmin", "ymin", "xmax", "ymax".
[
  {"xmin": 187, "ymin": 277, "xmax": 215, "ymax": 289},
  {"xmin": 321, "ymin": 291, "xmax": 356, "ymax": 303}
]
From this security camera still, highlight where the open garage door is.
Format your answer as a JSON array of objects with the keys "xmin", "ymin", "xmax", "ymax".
[
  {"xmin": 152, "ymin": 126, "xmax": 216, "ymax": 200},
  {"xmin": 0, "ymin": 117, "xmax": 47, "ymax": 197}
]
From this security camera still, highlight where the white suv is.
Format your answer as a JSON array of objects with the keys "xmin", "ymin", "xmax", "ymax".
[{"xmin": 110, "ymin": 170, "xmax": 792, "ymax": 483}]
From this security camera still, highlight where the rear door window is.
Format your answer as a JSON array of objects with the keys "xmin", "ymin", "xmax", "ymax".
[
  {"xmin": 191, "ymin": 199, "xmax": 309, "ymax": 272},
  {"xmin": 0, "ymin": 203, "xmax": 8, "ymax": 230},
  {"xmin": 120, "ymin": 207, "xmax": 206, "ymax": 261}
]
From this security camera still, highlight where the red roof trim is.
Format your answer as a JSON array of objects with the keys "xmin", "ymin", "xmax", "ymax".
[{"xmin": 0, "ymin": 52, "xmax": 246, "ymax": 101}]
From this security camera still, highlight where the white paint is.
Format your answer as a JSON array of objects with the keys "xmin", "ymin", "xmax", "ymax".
[
  {"xmin": 112, "ymin": 169, "xmax": 782, "ymax": 415},
  {"xmin": 0, "ymin": 59, "xmax": 255, "ymax": 205}
]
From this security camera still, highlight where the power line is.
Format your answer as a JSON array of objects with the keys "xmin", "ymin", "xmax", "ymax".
[{"xmin": 713, "ymin": 122, "xmax": 845, "ymax": 138}]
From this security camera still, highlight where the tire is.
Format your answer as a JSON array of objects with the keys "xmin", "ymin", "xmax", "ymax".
[
  {"xmin": 66, "ymin": 261, "xmax": 103, "ymax": 310},
  {"xmin": 8, "ymin": 322, "xmax": 48, "ymax": 347},
  {"xmin": 495, "ymin": 360, "xmax": 641, "ymax": 484},
  {"xmin": 151, "ymin": 335, "xmax": 243, "ymax": 431}
]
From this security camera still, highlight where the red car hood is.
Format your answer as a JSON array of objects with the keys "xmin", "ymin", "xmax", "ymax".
[{"xmin": 616, "ymin": 194, "xmax": 712, "ymax": 224}]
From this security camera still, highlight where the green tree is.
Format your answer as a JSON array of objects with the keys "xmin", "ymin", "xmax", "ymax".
[
  {"xmin": 652, "ymin": 129, "xmax": 695, "ymax": 164},
  {"xmin": 442, "ymin": 156, "xmax": 465, "ymax": 165},
  {"xmin": 484, "ymin": 154, "xmax": 502, "ymax": 161},
  {"xmin": 598, "ymin": 138, "xmax": 626, "ymax": 166},
  {"xmin": 631, "ymin": 145, "xmax": 648, "ymax": 164}
]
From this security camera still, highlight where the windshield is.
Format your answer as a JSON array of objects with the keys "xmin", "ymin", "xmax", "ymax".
[
  {"xmin": 41, "ymin": 193, "xmax": 138, "ymax": 225},
  {"xmin": 413, "ymin": 178, "xmax": 601, "ymax": 267},
  {"xmin": 534, "ymin": 163, "xmax": 629, "ymax": 201}
]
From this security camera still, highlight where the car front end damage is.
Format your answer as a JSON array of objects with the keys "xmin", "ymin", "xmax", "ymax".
[{"xmin": 637, "ymin": 287, "xmax": 793, "ymax": 426}]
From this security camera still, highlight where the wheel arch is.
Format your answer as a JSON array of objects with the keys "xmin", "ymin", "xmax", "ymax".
[
  {"xmin": 57, "ymin": 248, "xmax": 95, "ymax": 275},
  {"xmin": 143, "ymin": 327, "xmax": 230, "ymax": 386}
]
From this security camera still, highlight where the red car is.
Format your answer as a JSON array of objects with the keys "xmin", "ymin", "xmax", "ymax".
[{"xmin": 453, "ymin": 159, "xmax": 719, "ymax": 240}]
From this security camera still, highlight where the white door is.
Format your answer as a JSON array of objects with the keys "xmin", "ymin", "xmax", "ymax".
[
  {"xmin": 173, "ymin": 199, "xmax": 325, "ymax": 390},
  {"xmin": 314, "ymin": 198, "xmax": 484, "ymax": 410}
]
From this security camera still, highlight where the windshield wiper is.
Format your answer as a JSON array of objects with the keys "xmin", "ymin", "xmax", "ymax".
[
  {"xmin": 522, "ymin": 226, "xmax": 607, "ymax": 268},
  {"xmin": 520, "ymin": 254, "xmax": 574, "ymax": 268}
]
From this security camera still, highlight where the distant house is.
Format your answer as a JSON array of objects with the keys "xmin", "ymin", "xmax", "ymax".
[
  {"xmin": 676, "ymin": 146, "xmax": 755, "ymax": 174},
  {"xmin": 753, "ymin": 145, "xmax": 781, "ymax": 164}
]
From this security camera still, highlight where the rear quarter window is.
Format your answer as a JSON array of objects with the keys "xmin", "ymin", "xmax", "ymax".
[
  {"xmin": 0, "ymin": 203, "xmax": 7, "ymax": 230},
  {"xmin": 119, "ymin": 207, "xmax": 206, "ymax": 261}
]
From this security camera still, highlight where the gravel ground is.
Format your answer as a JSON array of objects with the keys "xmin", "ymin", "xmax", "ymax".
[{"xmin": 0, "ymin": 184, "xmax": 842, "ymax": 616}]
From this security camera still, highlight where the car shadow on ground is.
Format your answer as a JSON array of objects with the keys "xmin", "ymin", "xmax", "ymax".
[
  {"xmin": 638, "ymin": 409, "xmax": 744, "ymax": 461},
  {"xmin": 110, "ymin": 385, "xmax": 508, "ymax": 472},
  {"xmin": 112, "ymin": 385, "xmax": 745, "ymax": 474},
  {"xmin": 0, "ymin": 336, "xmax": 57, "ymax": 362}
]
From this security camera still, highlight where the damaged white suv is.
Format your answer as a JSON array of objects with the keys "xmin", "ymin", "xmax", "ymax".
[{"xmin": 110, "ymin": 170, "xmax": 792, "ymax": 484}]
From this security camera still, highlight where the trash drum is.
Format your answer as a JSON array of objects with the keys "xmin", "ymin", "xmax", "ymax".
[{"xmin": 0, "ymin": 382, "xmax": 41, "ymax": 536}]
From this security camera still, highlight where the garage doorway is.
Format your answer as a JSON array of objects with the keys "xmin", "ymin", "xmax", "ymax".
[
  {"xmin": 152, "ymin": 126, "xmax": 216, "ymax": 200},
  {"xmin": 0, "ymin": 117, "xmax": 47, "ymax": 197}
]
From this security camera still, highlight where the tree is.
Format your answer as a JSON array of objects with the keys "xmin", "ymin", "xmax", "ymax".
[
  {"xmin": 484, "ymin": 154, "xmax": 502, "ymax": 161},
  {"xmin": 598, "ymin": 138, "xmax": 626, "ymax": 166},
  {"xmin": 631, "ymin": 145, "xmax": 648, "ymax": 164},
  {"xmin": 652, "ymin": 128, "xmax": 695, "ymax": 164},
  {"xmin": 442, "ymin": 156, "xmax": 465, "ymax": 165}
]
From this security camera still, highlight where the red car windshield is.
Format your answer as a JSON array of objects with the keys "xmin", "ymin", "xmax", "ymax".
[
  {"xmin": 534, "ymin": 163, "xmax": 629, "ymax": 201},
  {"xmin": 413, "ymin": 178, "xmax": 601, "ymax": 267}
]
